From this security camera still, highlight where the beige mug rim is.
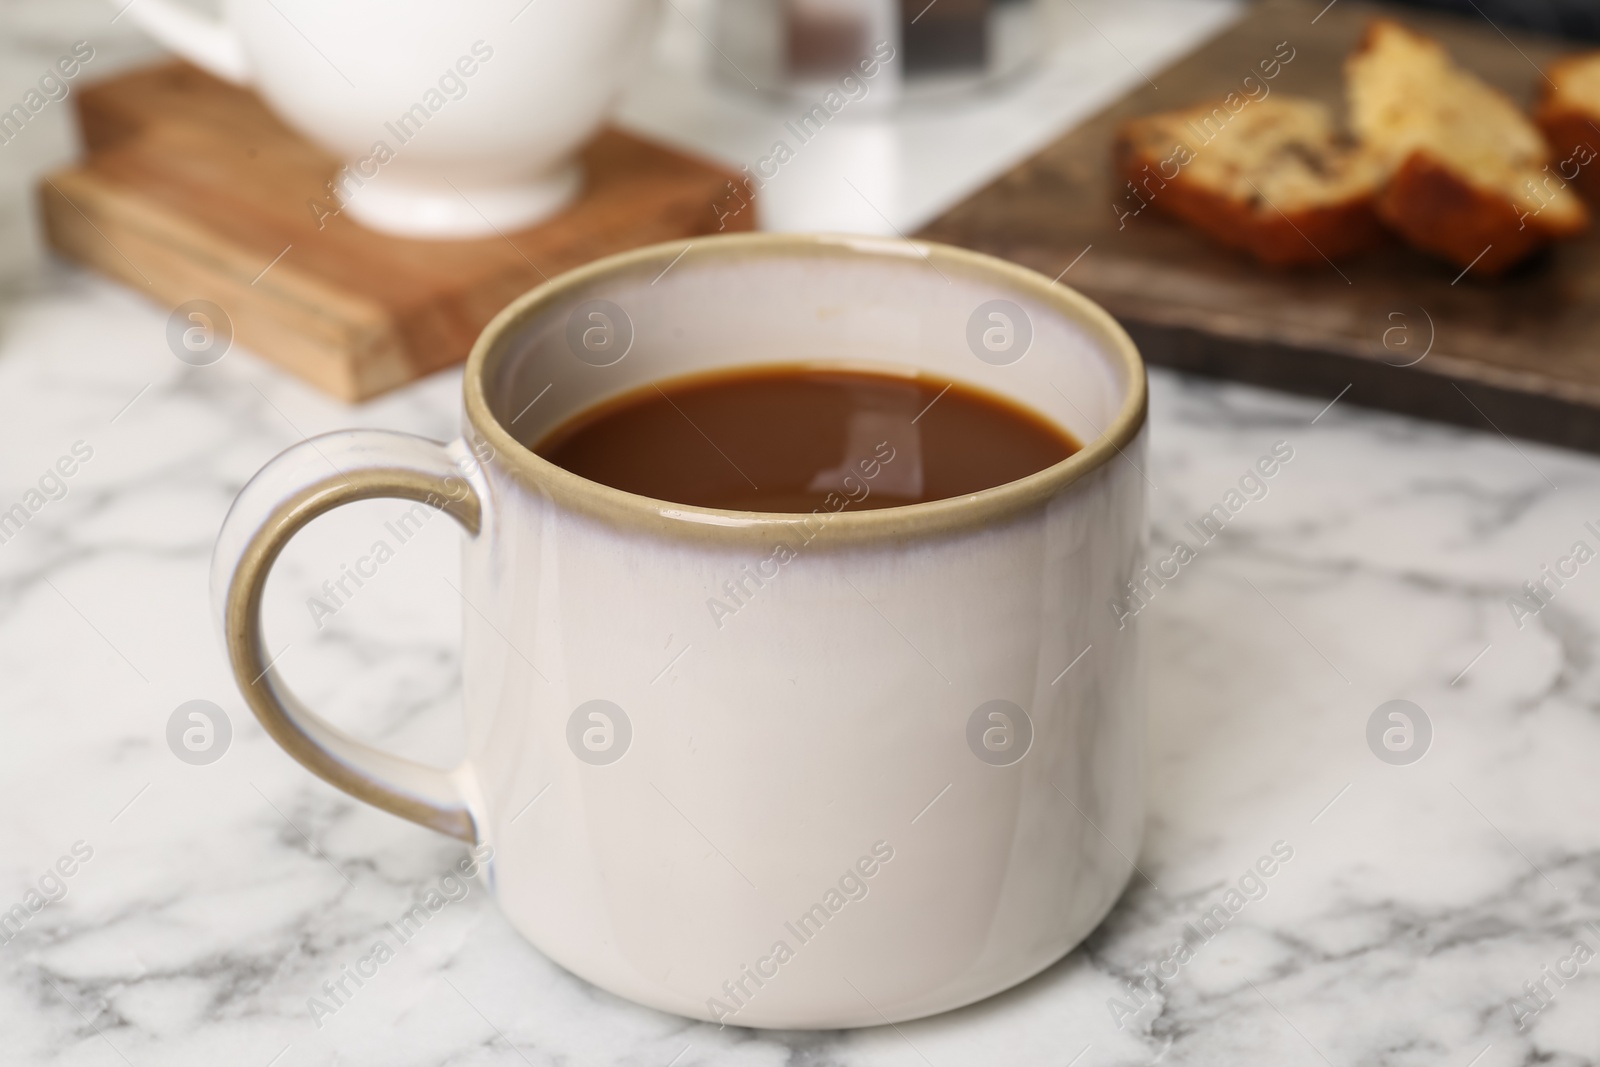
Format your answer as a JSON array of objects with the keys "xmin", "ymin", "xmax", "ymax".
[{"xmin": 462, "ymin": 232, "xmax": 1147, "ymax": 546}]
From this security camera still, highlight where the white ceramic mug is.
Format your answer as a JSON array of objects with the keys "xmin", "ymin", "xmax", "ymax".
[
  {"xmin": 212, "ymin": 233, "xmax": 1148, "ymax": 1028},
  {"xmin": 117, "ymin": 0, "xmax": 658, "ymax": 238}
]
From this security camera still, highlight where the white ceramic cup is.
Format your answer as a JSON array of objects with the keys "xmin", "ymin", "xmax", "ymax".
[
  {"xmin": 117, "ymin": 0, "xmax": 658, "ymax": 238},
  {"xmin": 212, "ymin": 233, "xmax": 1149, "ymax": 1028}
]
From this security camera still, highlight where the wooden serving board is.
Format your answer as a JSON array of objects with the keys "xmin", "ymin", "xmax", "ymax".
[
  {"xmin": 40, "ymin": 62, "xmax": 752, "ymax": 401},
  {"xmin": 922, "ymin": 0, "xmax": 1600, "ymax": 453}
]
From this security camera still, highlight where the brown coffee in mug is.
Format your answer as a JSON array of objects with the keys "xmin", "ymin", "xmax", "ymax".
[{"xmin": 532, "ymin": 366, "xmax": 1079, "ymax": 512}]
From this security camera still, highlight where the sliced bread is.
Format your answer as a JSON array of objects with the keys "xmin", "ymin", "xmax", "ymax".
[
  {"xmin": 1537, "ymin": 51, "xmax": 1600, "ymax": 203},
  {"xmin": 1347, "ymin": 19, "xmax": 1589, "ymax": 275},
  {"xmin": 1114, "ymin": 95, "xmax": 1386, "ymax": 267}
]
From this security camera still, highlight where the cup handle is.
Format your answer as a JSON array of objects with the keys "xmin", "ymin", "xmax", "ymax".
[
  {"xmin": 117, "ymin": 0, "xmax": 251, "ymax": 85},
  {"xmin": 212, "ymin": 430, "xmax": 484, "ymax": 842}
]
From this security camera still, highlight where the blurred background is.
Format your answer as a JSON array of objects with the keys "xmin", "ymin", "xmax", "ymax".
[{"xmin": 3, "ymin": 0, "xmax": 1594, "ymax": 294}]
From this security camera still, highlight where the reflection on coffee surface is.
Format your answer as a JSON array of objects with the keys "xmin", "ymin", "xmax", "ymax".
[{"xmin": 532, "ymin": 366, "xmax": 1079, "ymax": 512}]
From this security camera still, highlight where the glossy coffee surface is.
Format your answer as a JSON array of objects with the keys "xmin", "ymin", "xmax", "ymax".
[{"xmin": 532, "ymin": 366, "xmax": 1080, "ymax": 512}]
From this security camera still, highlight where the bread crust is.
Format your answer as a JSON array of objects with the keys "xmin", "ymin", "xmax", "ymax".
[
  {"xmin": 1537, "ymin": 52, "xmax": 1600, "ymax": 203},
  {"xmin": 1376, "ymin": 152, "xmax": 1556, "ymax": 276},
  {"xmin": 1353, "ymin": 17, "xmax": 1406, "ymax": 58},
  {"xmin": 1536, "ymin": 110, "xmax": 1600, "ymax": 201},
  {"xmin": 1113, "ymin": 131, "xmax": 1385, "ymax": 267},
  {"xmin": 1344, "ymin": 17, "xmax": 1593, "ymax": 275}
]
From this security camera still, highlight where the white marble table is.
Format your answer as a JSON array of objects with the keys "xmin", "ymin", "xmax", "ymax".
[{"xmin": 3, "ymin": 3, "xmax": 1600, "ymax": 1066}]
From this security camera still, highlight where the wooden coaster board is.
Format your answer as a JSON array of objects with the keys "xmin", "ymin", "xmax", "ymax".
[{"xmin": 40, "ymin": 61, "xmax": 753, "ymax": 401}]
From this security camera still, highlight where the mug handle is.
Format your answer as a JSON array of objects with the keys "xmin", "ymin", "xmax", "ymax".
[
  {"xmin": 212, "ymin": 430, "xmax": 484, "ymax": 842},
  {"xmin": 116, "ymin": 0, "xmax": 251, "ymax": 85}
]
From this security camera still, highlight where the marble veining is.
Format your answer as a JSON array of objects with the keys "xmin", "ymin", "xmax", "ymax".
[
  {"xmin": 2, "ymin": 266, "xmax": 1598, "ymax": 1065},
  {"xmin": 2, "ymin": 1, "xmax": 1599, "ymax": 1064}
]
